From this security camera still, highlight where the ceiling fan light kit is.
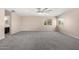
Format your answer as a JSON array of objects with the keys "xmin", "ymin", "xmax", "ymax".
[
  {"xmin": 37, "ymin": 8, "xmax": 52, "ymax": 13},
  {"xmin": 36, "ymin": 8, "xmax": 52, "ymax": 15}
]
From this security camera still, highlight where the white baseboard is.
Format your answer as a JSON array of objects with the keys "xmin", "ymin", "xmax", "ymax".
[
  {"xmin": 67, "ymin": 33, "xmax": 79, "ymax": 39},
  {"xmin": 60, "ymin": 31, "xmax": 79, "ymax": 39}
]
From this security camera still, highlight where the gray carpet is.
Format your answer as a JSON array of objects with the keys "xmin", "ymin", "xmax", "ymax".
[{"xmin": 0, "ymin": 31, "xmax": 79, "ymax": 50}]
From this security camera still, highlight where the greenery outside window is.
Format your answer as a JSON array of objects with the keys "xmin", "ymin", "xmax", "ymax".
[{"xmin": 44, "ymin": 19, "xmax": 52, "ymax": 25}]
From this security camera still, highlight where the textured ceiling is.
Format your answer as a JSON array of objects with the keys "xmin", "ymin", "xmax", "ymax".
[{"xmin": 6, "ymin": 8, "xmax": 73, "ymax": 16}]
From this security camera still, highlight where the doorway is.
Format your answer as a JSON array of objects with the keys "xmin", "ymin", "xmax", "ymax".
[{"xmin": 4, "ymin": 10, "xmax": 11, "ymax": 36}]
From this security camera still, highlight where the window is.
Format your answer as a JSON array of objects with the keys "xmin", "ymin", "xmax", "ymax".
[
  {"xmin": 44, "ymin": 19, "xmax": 52, "ymax": 25},
  {"xmin": 58, "ymin": 16, "xmax": 64, "ymax": 25}
]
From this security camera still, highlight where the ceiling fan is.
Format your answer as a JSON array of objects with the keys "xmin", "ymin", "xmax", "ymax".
[{"xmin": 36, "ymin": 8, "xmax": 52, "ymax": 13}]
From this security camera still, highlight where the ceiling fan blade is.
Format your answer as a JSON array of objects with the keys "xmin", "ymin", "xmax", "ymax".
[
  {"xmin": 37, "ymin": 8, "xmax": 41, "ymax": 12},
  {"xmin": 42, "ymin": 8, "xmax": 53, "ymax": 13},
  {"xmin": 36, "ymin": 8, "xmax": 52, "ymax": 13},
  {"xmin": 42, "ymin": 8, "xmax": 48, "ymax": 12},
  {"xmin": 44, "ymin": 9, "xmax": 53, "ymax": 13}
]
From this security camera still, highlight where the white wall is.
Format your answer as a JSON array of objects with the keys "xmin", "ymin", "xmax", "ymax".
[
  {"xmin": 5, "ymin": 10, "xmax": 11, "ymax": 27},
  {"xmin": 21, "ymin": 16, "xmax": 56, "ymax": 31},
  {"xmin": 0, "ymin": 9, "xmax": 57, "ymax": 40},
  {"xmin": 11, "ymin": 13, "xmax": 22, "ymax": 34},
  {"xmin": 0, "ymin": 9, "xmax": 5, "ymax": 39},
  {"xmin": 7, "ymin": 13, "xmax": 57, "ymax": 35},
  {"xmin": 58, "ymin": 9, "xmax": 79, "ymax": 39}
]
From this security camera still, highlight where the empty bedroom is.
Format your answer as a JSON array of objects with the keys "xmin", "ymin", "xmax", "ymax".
[{"xmin": 0, "ymin": 8, "xmax": 79, "ymax": 50}]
